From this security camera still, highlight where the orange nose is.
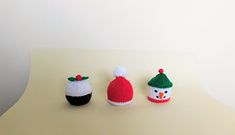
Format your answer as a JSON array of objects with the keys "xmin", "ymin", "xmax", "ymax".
[{"xmin": 159, "ymin": 92, "xmax": 164, "ymax": 99}]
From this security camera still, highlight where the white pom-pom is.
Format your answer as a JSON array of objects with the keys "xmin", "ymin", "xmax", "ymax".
[{"xmin": 113, "ymin": 66, "xmax": 127, "ymax": 77}]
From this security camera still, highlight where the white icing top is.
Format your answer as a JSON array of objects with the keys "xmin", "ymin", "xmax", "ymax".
[{"xmin": 66, "ymin": 80, "xmax": 92, "ymax": 97}]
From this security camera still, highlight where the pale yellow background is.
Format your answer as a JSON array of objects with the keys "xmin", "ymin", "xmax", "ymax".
[
  {"xmin": 0, "ymin": 49, "xmax": 234, "ymax": 135},
  {"xmin": 2, "ymin": 0, "xmax": 235, "ymax": 116}
]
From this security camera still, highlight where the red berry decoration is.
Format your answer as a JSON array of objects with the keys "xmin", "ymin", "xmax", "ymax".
[
  {"xmin": 159, "ymin": 68, "xmax": 164, "ymax": 74},
  {"xmin": 76, "ymin": 74, "xmax": 82, "ymax": 81}
]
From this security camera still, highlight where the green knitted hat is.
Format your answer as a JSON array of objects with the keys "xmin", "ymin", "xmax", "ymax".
[{"xmin": 148, "ymin": 68, "xmax": 173, "ymax": 88}]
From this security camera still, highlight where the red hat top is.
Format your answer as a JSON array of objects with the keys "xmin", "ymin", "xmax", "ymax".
[{"xmin": 107, "ymin": 67, "xmax": 133, "ymax": 104}]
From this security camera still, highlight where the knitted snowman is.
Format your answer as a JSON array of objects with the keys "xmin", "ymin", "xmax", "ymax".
[
  {"xmin": 107, "ymin": 67, "xmax": 134, "ymax": 106},
  {"xmin": 147, "ymin": 69, "xmax": 173, "ymax": 103},
  {"xmin": 65, "ymin": 74, "xmax": 92, "ymax": 106}
]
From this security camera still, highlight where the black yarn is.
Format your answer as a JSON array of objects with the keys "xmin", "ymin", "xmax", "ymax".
[{"xmin": 66, "ymin": 93, "xmax": 92, "ymax": 106}]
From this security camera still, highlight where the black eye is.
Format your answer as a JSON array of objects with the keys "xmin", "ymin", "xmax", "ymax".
[
  {"xmin": 156, "ymin": 96, "xmax": 159, "ymax": 98},
  {"xmin": 164, "ymin": 91, "xmax": 168, "ymax": 93},
  {"xmin": 154, "ymin": 90, "xmax": 158, "ymax": 93},
  {"xmin": 163, "ymin": 96, "xmax": 166, "ymax": 98}
]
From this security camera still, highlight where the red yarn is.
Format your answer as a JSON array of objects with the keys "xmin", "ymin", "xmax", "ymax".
[
  {"xmin": 76, "ymin": 75, "xmax": 82, "ymax": 80},
  {"xmin": 158, "ymin": 68, "xmax": 164, "ymax": 74},
  {"xmin": 147, "ymin": 96, "xmax": 170, "ymax": 103},
  {"xmin": 107, "ymin": 77, "xmax": 133, "ymax": 103}
]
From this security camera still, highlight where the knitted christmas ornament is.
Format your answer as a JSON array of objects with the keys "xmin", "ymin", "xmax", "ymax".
[
  {"xmin": 147, "ymin": 68, "xmax": 173, "ymax": 103},
  {"xmin": 107, "ymin": 67, "xmax": 133, "ymax": 106},
  {"xmin": 65, "ymin": 74, "xmax": 92, "ymax": 106}
]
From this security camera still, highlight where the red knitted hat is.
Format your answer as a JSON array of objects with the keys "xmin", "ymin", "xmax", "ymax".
[{"xmin": 107, "ymin": 67, "xmax": 133, "ymax": 106}]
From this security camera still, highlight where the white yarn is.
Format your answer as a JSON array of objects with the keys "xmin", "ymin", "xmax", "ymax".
[
  {"xmin": 108, "ymin": 100, "xmax": 132, "ymax": 106},
  {"xmin": 66, "ymin": 80, "xmax": 92, "ymax": 97},
  {"xmin": 148, "ymin": 86, "xmax": 171, "ymax": 100},
  {"xmin": 113, "ymin": 66, "xmax": 127, "ymax": 77}
]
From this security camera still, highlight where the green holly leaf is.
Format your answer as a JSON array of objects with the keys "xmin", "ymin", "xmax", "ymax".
[
  {"xmin": 68, "ymin": 77, "xmax": 76, "ymax": 81},
  {"xmin": 82, "ymin": 76, "xmax": 89, "ymax": 80}
]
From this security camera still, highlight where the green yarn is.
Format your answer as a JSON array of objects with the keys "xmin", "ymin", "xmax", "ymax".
[
  {"xmin": 68, "ymin": 77, "xmax": 76, "ymax": 81},
  {"xmin": 82, "ymin": 76, "xmax": 89, "ymax": 80},
  {"xmin": 68, "ymin": 76, "xmax": 89, "ymax": 81},
  {"xmin": 148, "ymin": 73, "xmax": 173, "ymax": 88}
]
